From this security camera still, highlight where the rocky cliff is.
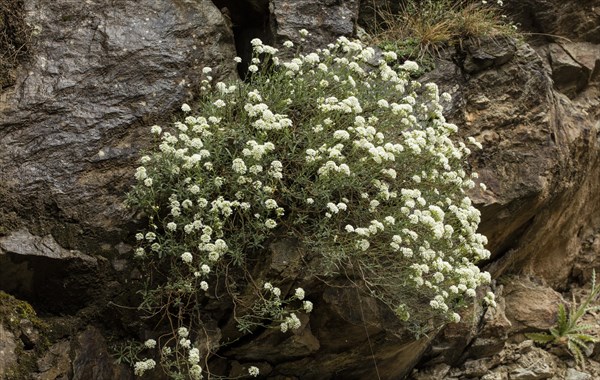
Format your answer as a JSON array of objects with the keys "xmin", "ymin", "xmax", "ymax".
[{"xmin": 1, "ymin": 0, "xmax": 599, "ymax": 379}]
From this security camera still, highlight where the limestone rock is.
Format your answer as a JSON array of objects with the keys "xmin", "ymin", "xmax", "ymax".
[
  {"xmin": 34, "ymin": 326, "xmax": 131, "ymax": 380},
  {"xmin": 437, "ymin": 35, "xmax": 600, "ymax": 287},
  {"xmin": 35, "ymin": 340, "xmax": 72, "ymax": 380}
]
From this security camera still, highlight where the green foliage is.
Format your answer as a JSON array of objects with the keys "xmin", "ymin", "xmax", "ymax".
[
  {"xmin": 368, "ymin": 0, "xmax": 516, "ymax": 62},
  {"xmin": 527, "ymin": 271, "xmax": 600, "ymax": 369},
  {"xmin": 125, "ymin": 31, "xmax": 492, "ymax": 378}
]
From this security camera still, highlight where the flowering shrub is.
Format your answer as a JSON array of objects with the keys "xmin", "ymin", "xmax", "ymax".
[{"xmin": 126, "ymin": 30, "xmax": 493, "ymax": 378}]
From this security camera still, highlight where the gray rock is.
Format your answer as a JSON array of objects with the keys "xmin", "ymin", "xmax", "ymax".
[
  {"xmin": 565, "ymin": 368, "xmax": 592, "ymax": 380},
  {"xmin": 504, "ymin": 0, "xmax": 600, "ymax": 43},
  {"xmin": 548, "ymin": 43, "xmax": 589, "ymax": 96},
  {"xmin": 510, "ymin": 367, "xmax": 547, "ymax": 380},
  {"xmin": 0, "ymin": 229, "xmax": 100, "ymax": 313},
  {"xmin": 0, "ymin": 324, "xmax": 17, "ymax": 378},
  {"xmin": 0, "ymin": 0, "xmax": 236, "ymax": 252},
  {"xmin": 270, "ymin": 0, "xmax": 358, "ymax": 50},
  {"xmin": 462, "ymin": 37, "xmax": 517, "ymax": 74},
  {"xmin": 35, "ymin": 340, "xmax": 72, "ymax": 380},
  {"xmin": 72, "ymin": 326, "xmax": 132, "ymax": 380}
]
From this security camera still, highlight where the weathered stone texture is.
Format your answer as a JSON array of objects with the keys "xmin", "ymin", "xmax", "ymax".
[{"xmin": 0, "ymin": 0, "xmax": 236, "ymax": 248}]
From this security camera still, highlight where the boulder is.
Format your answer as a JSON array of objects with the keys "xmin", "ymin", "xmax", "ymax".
[
  {"xmin": 503, "ymin": 277, "xmax": 564, "ymax": 332},
  {"xmin": 0, "ymin": 0, "xmax": 236, "ymax": 254}
]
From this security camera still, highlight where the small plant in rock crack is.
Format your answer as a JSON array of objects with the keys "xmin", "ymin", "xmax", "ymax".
[
  {"xmin": 526, "ymin": 270, "xmax": 600, "ymax": 369},
  {"xmin": 125, "ymin": 28, "xmax": 493, "ymax": 379}
]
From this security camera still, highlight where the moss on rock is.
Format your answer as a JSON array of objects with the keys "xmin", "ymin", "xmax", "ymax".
[{"xmin": 0, "ymin": 291, "xmax": 49, "ymax": 379}]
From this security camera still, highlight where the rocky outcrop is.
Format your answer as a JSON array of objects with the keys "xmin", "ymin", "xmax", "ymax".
[
  {"xmin": 0, "ymin": 0, "xmax": 236, "ymax": 375},
  {"xmin": 1, "ymin": 0, "xmax": 600, "ymax": 378},
  {"xmin": 0, "ymin": 0, "xmax": 236, "ymax": 248},
  {"xmin": 0, "ymin": 0, "xmax": 236, "ymax": 312}
]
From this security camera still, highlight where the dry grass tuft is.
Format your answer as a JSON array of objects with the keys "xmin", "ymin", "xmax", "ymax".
[
  {"xmin": 368, "ymin": 0, "xmax": 516, "ymax": 61},
  {"xmin": 0, "ymin": 0, "xmax": 32, "ymax": 88}
]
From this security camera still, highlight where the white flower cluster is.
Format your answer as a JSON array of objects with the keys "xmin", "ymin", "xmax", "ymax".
[
  {"xmin": 280, "ymin": 313, "xmax": 302, "ymax": 333},
  {"xmin": 131, "ymin": 31, "xmax": 493, "ymax": 371},
  {"xmin": 248, "ymin": 366, "xmax": 260, "ymax": 377},
  {"xmin": 134, "ymin": 359, "xmax": 156, "ymax": 376}
]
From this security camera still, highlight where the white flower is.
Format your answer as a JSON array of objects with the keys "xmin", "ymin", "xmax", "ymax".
[
  {"xmin": 299, "ymin": 29, "xmax": 309, "ymax": 37},
  {"xmin": 201, "ymin": 264, "xmax": 210, "ymax": 274},
  {"xmin": 272, "ymin": 287, "xmax": 281, "ymax": 297},
  {"xmin": 295, "ymin": 287, "xmax": 305, "ymax": 300},
  {"xmin": 377, "ymin": 99, "xmax": 389, "ymax": 108},
  {"xmin": 265, "ymin": 199, "xmax": 278, "ymax": 209},
  {"xmin": 150, "ymin": 125, "xmax": 162, "ymax": 134},
  {"xmin": 303, "ymin": 300, "xmax": 313, "ymax": 313},
  {"xmin": 213, "ymin": 99, "xmax": 226, "ymax": 108},
  {"xmin": 134, "ymin": 248, "xmax": 145, "ymax": 258},
  {"xmin": 248, "ymin": 64, "xmax": 259, "ymax": 73},
  {"xmin": 178, "ymin": 327, "xmax": 189, "ymax": 338},
  {"xmin": 188, "ymin": 347, "xmax": 200, "ymax": 365},
  {"xmin": 402, "ymin": 60, "xmax": 419, "ymax": 72},
  {"xmin": 190, "ymin": 364, "xmax": 203, "ymax": 380},
  {"xmin": 283, "ymin": 40, "xmax": 294, "ymax": 48},
  {"xmin": 232, "ymin": 158, "xmax": 247, "ymax": 174},
  {"xmin": 181, "ymin": 103, "xmax": 191, "ymax": 112},
  {"xmin": 286, "ymin": 313, "xmax": 301, "ymax": 329},
  {"xmin": 133, "ymin": 359, "xmax": 156, "ymax": 376},
  {"xmin": 248, "ymin": 366, "xmax": 260, "ymax": 377},
  {"xmin": 144, "ymin": 339, "xmax": 157, "ymax": 349},
  {"xmin": 358, "ymin": 239, "xmax": 370, "ymax": 251},
  {"xmin": 333, "ymin": 130, "xmax": 350, "ymax": 140},
  {"xmin": 166, "ymin": 222, "xmax": 177, "ymax": 232},
  {"xmin": 265, "ymin": 219, "xmax": 277, "ymax": 229},
  {"xmin": 202, "ymin": 67, "xmax": 212, "ymax": 74},
  {"xmin": 306, "ymin": 198, "xmax": 314, "ymax": 205},
  {"xmin": 200, "ymin": 281, "xmax": 209, "ymax": 291},
  {"xmin": 181, "ymin": 252, "xmax": 193, "ymax": 263},
  {"xmin": 234, "ymin": 56, "xmax": 242, "ymax": 63},
  {"xmin": 179, "ymin": 338, "xmax": 191, "ymax": 348}
]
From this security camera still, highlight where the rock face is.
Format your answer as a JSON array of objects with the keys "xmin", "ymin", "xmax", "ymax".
[
  {"xmin": 0, "ymin": 0, "xmax": 236, "ymax": 310},
  {"xmin": 414, "ymin": 0, "xmax": 600, "ymax": 376},
  {"xmin": 0, "ymin": 0, "xmax": 236, "ymax": 247},
  {"xmin": 1, "ymin": 0, "xmax": 600, "ymax": 378},
  {"xmin": 270, "ymin": 0, "xmax": 358, "ymax": 48}
]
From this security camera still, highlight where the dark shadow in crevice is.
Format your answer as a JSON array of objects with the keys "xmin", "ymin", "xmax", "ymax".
[
  {"xmin": 211, "ymin": 0, "xmax": 272, "ymax": 79},
  {"xmin": 0, "ymin": 252, "xmax": 100, "ymax": 315}
]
